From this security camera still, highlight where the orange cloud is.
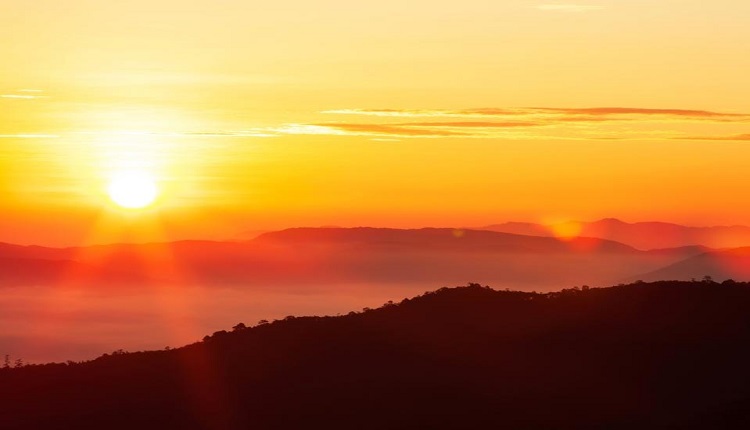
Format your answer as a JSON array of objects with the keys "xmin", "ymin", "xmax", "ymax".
[
  {"xmin": 533, "ymin": 107, "xmax": 748, "ymax": 119},
  {"xmin": 677, "ymin": 134, "xmax": 750, "ymax": 141},
  {"xmin": 284, "ymin": 121, "xmax": 551, "ymax": 138},
  {"xmin": 323, "ymin": 107, "xmax": 750, "ymax": 122},
  {"xmin": 289, "ymin": 107, "xmax": 750, "ymax": 140},
  {"xmin": 397, "ymin": 121, "xmax": 540, "ymax": 128},
  {"xmin": 310, "ymin": 123, "xmax": 472, "ymax": 137},
  {"xmin": 6, "ymin": 107, "xmax": 747, "ymax": 142},
  {"xmin": 321, "ymin": 108, "xmax": 526, "ymax": 118}
]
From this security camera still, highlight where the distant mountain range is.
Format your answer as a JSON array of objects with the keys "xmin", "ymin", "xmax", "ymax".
[
  {"xmin": 482, "ymin": 218, "xmax": 750, "ymax": 250},
  {"xmin": 633, "ymin": 247, "xmax": 750, "ymax": 282},
  {"xmin": 0, "ymin": 227, "xmax": 728, "ymax": 289},
  {"xmin": 3, "ymin": 281, "xmax": 750, "ymax": 429}
]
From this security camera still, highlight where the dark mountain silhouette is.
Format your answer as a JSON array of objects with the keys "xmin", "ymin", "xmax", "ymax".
[
  {"xmin": 483, "ymin": 217, "xmax": 750, "ymax": 250},
  {"xmin": 0, "ymin": 228, "xmax": 712, "ymax": 289},
  {"xmin": 3, "ymin": 280, "xmax": 750, "ymax": 429}
]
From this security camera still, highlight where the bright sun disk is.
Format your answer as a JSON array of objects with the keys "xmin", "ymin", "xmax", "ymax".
[{"xmin": 108, "ymin": 171, "xmax": 159, "ymax": 209}]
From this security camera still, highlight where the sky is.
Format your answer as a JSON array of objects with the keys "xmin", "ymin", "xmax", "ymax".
[{"xmin": 2, "ymin": 0, "xmax": 750, "ymax": 246}]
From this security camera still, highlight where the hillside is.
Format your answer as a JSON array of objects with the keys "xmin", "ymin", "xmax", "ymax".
[{"xmin": 3, "ymin": 281, "xmax": 750, "ymax": 429}]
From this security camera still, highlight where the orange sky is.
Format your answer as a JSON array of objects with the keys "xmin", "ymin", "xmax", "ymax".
[{"xmin": 2, "ymin": 0, "xmax": 750, "ymax": 246}]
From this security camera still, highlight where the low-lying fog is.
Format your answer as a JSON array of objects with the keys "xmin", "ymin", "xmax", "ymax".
[{"xmin": 0, "ymin": 282, "xmax": 453, "ymax": 364}]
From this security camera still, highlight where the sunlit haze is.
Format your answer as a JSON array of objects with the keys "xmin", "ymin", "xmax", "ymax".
[
  {"xmin": 2, "ymin": 1, "xmax": 750, "ymax": 246},
  {"xmin": 4, "ymin": 7, "xmax": 750, "ymax": 426}
]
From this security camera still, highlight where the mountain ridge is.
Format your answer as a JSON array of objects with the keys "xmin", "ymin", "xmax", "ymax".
[{"xmin": 254, "ymin": 226, "xmax": 639, "ymax": 253}]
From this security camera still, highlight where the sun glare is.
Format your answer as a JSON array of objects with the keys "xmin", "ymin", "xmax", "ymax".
[{"xmin": 108, "ymin": 171, "xmax": 159, "ymax": 209}]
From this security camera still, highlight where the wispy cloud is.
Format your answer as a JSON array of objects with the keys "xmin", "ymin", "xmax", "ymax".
[
  {"xmin": 322, "ymin": 108, "xmax": 524, "ymax": 118},
  {"xmin": 6, "ymin": 107, "xmax": 748, "ymax": 142},
  {"xmin": 397, "ymin": 121, "xmax": 540, "ymax": 128},
  {"xmin": 274, "ymin": 123, "xmax": 469, "ymax": 138},
  {"xmin": 71, "ymin": 130, "xmax": 276, "ymax": 138},
  {"xmin": 537, "ymin": 4, "xmax": 605, "ymax": 12},
  {"xmin": 177, "ymin": 131, "xmax": 276, "ymax": 138},
  {"xmin": 676, "ymin": 134, "xmax": 750, "ymax": 141},
  {"xmin": 323, "ymin": 107, "xmax": 750, "ymax": 122},
  {"xmin": 533, "ymin": 107, "xmax": 746, "ymax": 119},
  {"xmin": 1, "ymin": 89, "xmax": 47, "ymax": 100},
  {"xmin": 1, "ymin": 94, "xmax": 40, "ymax": 99},
  {"xmin": 0, "ymin": 130, "xmax": 274, "ymax": 142},
  {"xmin": 318, "ymin": 123, "xmax": 470, "ymax": 137},
  {"xmin": 293, "ymin": 106, "xmax": 750, "ymax": 140},
  {"xmin": 0, "ymin": 134, "xmax": 58, "ymax": 139},
  {"xmin": 267, "ymin": 120, "xmax": 555, "ymax": 139}
]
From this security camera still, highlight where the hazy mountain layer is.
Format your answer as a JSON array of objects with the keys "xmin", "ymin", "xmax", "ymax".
[
  {"xmin": 483, "ymin": 218, "xmax": 750, "ymax": 250},
  {"xmin": 0, "ymin": 228, "xmax": 711, "ymax": 289}
]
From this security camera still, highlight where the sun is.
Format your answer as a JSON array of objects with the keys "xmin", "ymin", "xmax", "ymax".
[{"xmin": 107, "ymin": 171, "xmax": 159, "ymax": 209}]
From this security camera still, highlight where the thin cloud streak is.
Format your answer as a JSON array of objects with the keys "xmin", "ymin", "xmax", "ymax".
[
  {"xmin": 71, "ymin": 130, "xmax": 277, "ymax": 138},
  {"xmin": 307, "ymin": 123, "xmax": 471, "ymax": 137},
  {"xmin": 536, "ymin": 4, "xmax": 605, "ymax": 12},
  {"xmin": 677, "ymin": 134, "xmax": 750, "ymax": 141},
  {"xmin": 534, "ymin": 107, "xmax": 748, "ymax": 118},
  {"xmin": 279, "ymin": 120, "xmax": 555, "ymax": 138},
  {"xmin": 1, "ymin": 94, "xmax": 42, "ymax": 99},
  {"xmin": 4, "ymin": 107, "xmax": 746, "ymax": 142},
  {"xmin": 1, "ymin": 89, "xmax": 46, "ymax": 100},
  {"xmin": 286, "ymin": 106, "xmax": 750, "ymax": 140},
  {"xmin": 273, "ymin": 123, "xmax": 577, "ymax": 140},
  {"xmin": 397, "ymin": 121, "xmax": 541, "ymax": 128},
  {"xmin": 323, "ymin": 107, "xmax": 750, "ymax": 121},
  {"xmin": 322, "ymin": 108, "xmax": 525, "ymax": 118},
  {"xmin": 0, "ymin": 134, "xmax": 58, "ymax": 138},
  {"xmin": 179, "ymin": 131, "xmax": 276, "ymax": 138}
]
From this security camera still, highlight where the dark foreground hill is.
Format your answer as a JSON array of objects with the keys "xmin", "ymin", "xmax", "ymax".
[{"xmin": 3, "ymin": 280, "xmax": 750, "ymax": 429}]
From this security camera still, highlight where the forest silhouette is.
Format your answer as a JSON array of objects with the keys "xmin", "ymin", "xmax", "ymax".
[{"xmin": 2, "ymin": 280, "xmax": 750, "ymax": 429}]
